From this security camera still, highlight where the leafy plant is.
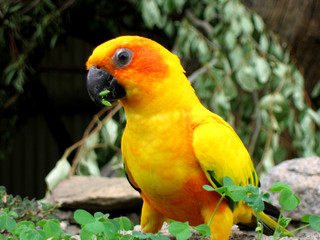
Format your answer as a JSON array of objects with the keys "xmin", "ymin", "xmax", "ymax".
[
  {"xmin": 73, "ymin": 209, "xmax": 210, "ymax": 240},
  {"xmin": 204, "ymin": 177, "xmax": 320, "ymax": 239},
  {"xmin": 132, "ymin": 0, "xmax": 320, "ymax": 171},
  {"xmin": 0, "ymin": 0, "xmax": 73, "ymax": 91},
  {"xmin": 0, "ymin": 186, "xmax": 58, "ymax": 224},
  {"xmin": 168, "ymin": 220, "xmax": 210, "ymax": 240},
  {"xmin": 0, "ymin": 186, "xmax": 69, "ymax": 239},
  {"xmin": 2, "ymin": 181, "xmax": 320, "ymax": 240}
]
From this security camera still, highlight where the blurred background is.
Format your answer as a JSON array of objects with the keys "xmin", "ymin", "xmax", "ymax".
[{"xmin": 1, "ymin": 0, "xmax": 320, "ymax": 199}]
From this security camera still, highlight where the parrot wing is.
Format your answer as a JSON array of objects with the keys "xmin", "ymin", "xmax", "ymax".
[
  {"xmin": 123, "ymin": 162, "xmax": 141, "ymax": 193},
  {"xmin": 192, "ymin": 113, "xmax": 259, "ymax": 193}
]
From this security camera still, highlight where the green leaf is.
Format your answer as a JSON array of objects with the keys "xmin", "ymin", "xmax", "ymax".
[
  {"xmin": 261, "ymin": 192, "xmax": 270, "ymax": 201},
  {"xmin": 204, "ymin": 3, "xmax": 216, "ymax": 21},
  {"xmin": 252, "ymin": 13, "xmax": 264, "ymax": 32},
  {"xmin": 259, "ymin": 34, "xmax": 269, "ymax": 52},
  {"xmin": 84, "ymin": 221, "xmax": 105, "ymax": 234},
  {"xmin": 192, "ymin": 224, "xmax": 211, "ymax": 236},
  {"xmin": 101, "ymin": 99, "xmax": 112, "ymax": 107},
  {"xmin": 115, "ymin": 217, "xmax": 134, "ymax": 231},
  {"xmin": 99, "ymin": 89, "xmax": 110, "ymax": 97},
  {"xmin": 213, "ymin": 187, "xmax": 228, "ymax": 196},
  {"xmin": 109, "ymin": 219, "xmax": 120, "ymax": 233},
  {"xmin": 293, "ymin": 86, "xmax": 305, "ymax": 110},
  {"xmin": 240, "ymin": 15, "xmax": 254, "ymax": 35},
  {"xmin": 279, "ymin": 189, "xmax": 299, "ymax": 211},
  {"xmin": 245, "ymin": 184, "xmax": 259, "ymax": 195},
  {"xmin": 141, "ymin": 0, "xmax": 162, "ymax": 28},
  {"xmin": 8, "ymin": 211, "xmax": 18, "ymax": 218},
  {"xmin": 168, "ymin": 221, "xmax": 191, "ymax": 240},
  {"xmin": 50, "ymin": 34, "xmax": 58, "ymax": 49},
  {"xmin": 223, "ymin": 176, "xmax": 234, "ymax": 186},
  {"xmin": 132, "ymin": 231, "xmax": 149, "ymax": 239},
  {"xmin": 229, "ymin": 45, "xmax": 244, "ymax": 67},
  {"xmin": 230, "ymin": 189, "xmax": 247, "ymax": 202},
  {"xmin": 223, "ymin": 1, "xmax": 236, "ymax": 21},
  {"xmin": 236, "ymin": 66, "xmax": 257, "ymax": 92},
  {"xmin": 279, "ymin": 217, "xmax": 291, "ymax": 228},
  {"xmin": 254, "ymin": 55, "xmax": 270, "ymax": 83},
  {"xmin": 230, "ymin": 18, "xmax": 242, "ymax": 37},
  {"xmin": 224, "ymin": 31, "xmax": 237, "ymax": 50},
  {"xmin": 43, "ymin": 219, "xmax": 62, "ymax": 238},
  {"xmin": 20, "ymin": 228, "xmax": 45, "ymax": 240},
  {"xmin": 244, "ymin": 194, "xmax": 264, "ymax": 212},
  {"xmin": 120, "ymin": 235, "xmax": 133, "ymax": 240},
  {"xmin": 223, "ymin": 76, "xmax": 238, "ymax": 100},
  {"xmin": 102, "ymin": 118, "xmax": 119, "ymax": 144},
  {"xmin": 307, "ymin": 108, "xmax": 320, "ymax": 126},
  {"xmin": 150, "ymin": 235, "xmax": 171, "ymax": 240},
  {"xmin": 270, "ymin": 42, "xmax": 283, "ymax": 60},
  {"xmin": 15, "ymin": 221, "xmax": 35, "ymax": 236},
  {"xmin": 45, "ymin": 157, "xmax": 71, "ymax": 191},
  {"xmin": 203, "ymin": 185, "xmax": 215, "ymax": 191},
  {"xmin": 74, "ymin": 209, "xmax": 95, "ymax": 225},
  {"xmin": 310, "ymin": 215, "xmax": 320, "ymax": 231},
  {"xmin": 102, "ymin": 221, "xmax": 116, "ymax": 237},
  {"xmin": 80, "ymin": 227, "xmax": 95, "ymax": 240},
  {"xmin": 301, "ymin": 214, "xmax": 311, "ymax": 223},
  {"xmin": 269, "ymin": 182, "xmax": 291, "ymax": 192},
  {"xmin": 0, "ymin": 214, "xmax": 16, "ymax": 231},
  {"xmin": 311, "ymin": 81, "xmax": 320, "ymax": 98},
  {"xmin": 94, "ymin": 212, "xmax": 105, "ymax": 220}
]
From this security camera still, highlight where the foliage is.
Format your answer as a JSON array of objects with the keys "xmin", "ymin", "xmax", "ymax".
[
  {"xmin": 0, "ymin": 186, "xmax": 66, "ymax": 239},
  {"xmin": 204, "ymin": 176, "xmax": 320, "ymax": 239},
  {"xmin": 0, "ymin": 186, "xmax": 58, "ymax": 224},
  {"xmin": 132, "ymin": 0, "xmax": 320, "ymax": 171},
  {"xmin": 0, "ymin": 205, "xmax": 209, "ymax": 240},
  {"xmin": 0, "ymin": 0, "xmax": 74, "ymax": 164},
  {"xmin": 2, "ymin": 183, "xmax": 320, "ymax": 239},
  {"xmin": 0, "ymin": 0, "xmax": 73, "ymax": 91}
]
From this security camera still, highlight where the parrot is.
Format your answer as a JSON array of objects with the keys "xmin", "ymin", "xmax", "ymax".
[{"xmin": 86, "ymin": 36, "xmax": 286, "ymax": 240}]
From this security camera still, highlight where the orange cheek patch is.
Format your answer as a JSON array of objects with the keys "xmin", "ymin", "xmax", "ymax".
[{"xmin": 114, "ymin": 45, "xmax": 170, "ymax": 91}]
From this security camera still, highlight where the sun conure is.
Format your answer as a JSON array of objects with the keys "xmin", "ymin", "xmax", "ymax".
[{"xmin": 86, "ymin": 36, "xmax": 287, "ymax": 240}]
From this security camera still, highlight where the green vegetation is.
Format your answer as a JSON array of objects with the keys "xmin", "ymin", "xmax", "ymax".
[
  {"xmin": 1, "ymin": 183, "xmax": 320, "ymax": 239},
  {"xmin": 204, "ymin": 176, "xmax": 320, "ymax": 240}
]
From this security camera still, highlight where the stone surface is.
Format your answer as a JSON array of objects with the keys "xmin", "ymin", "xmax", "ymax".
[
  {"xmin": 51, "ymin": 176, "xmax": 142, "ymax": 211},
  {"xmin": 260, "ymin": 157, "xmax": 320, "ymax": 221}
]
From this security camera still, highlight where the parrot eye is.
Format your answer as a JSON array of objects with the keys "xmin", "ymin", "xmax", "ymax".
[{"xmin": 113, "ymin": 48, "xmax": 133, "ymax": 68}]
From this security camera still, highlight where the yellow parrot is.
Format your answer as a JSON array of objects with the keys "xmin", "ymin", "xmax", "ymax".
[{"xmin": 86, "ymin": 36, "xmax": 282, "ymax": 240}]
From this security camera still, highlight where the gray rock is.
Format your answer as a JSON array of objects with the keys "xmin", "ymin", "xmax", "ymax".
[
  {"xmin": 51, "ymin": 176, "xmax": 142, "ymax": 211},
  {"xmin": 260, "ymin": 157, "xmax": 320, "ymax": 221}
]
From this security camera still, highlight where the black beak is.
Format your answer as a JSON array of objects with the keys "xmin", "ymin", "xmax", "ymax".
[{"xmin": 86, "ymin": 66, "xmax": 126, "ymax": 105}]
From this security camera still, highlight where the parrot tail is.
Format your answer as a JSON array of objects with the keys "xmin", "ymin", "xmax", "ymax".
[{"xmin": 238, "ymin": 201, "xmax": 294, "ymax": 237}]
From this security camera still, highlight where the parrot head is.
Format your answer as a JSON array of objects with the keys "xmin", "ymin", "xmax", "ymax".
[{"xmin": 86, "ymin": 36, "xmax": 190, "ymax": 109}]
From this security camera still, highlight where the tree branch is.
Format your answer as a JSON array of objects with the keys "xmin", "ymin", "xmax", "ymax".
[
  {"xmin": 187, "ymin": 59, "xmax": 217, "ymax": 83},
  {"xmin": 68, "ymin": 103, "xmax": 122, "ymax": 176}
]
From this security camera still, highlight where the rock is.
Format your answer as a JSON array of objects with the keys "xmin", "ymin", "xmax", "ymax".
[
  {"xmin": 260, "ymin": 157, "xmax": 320, "ymax": 221},
  {"xmin": 51, "ymin": 176, "xmax": 142, "ymax": 212}
]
